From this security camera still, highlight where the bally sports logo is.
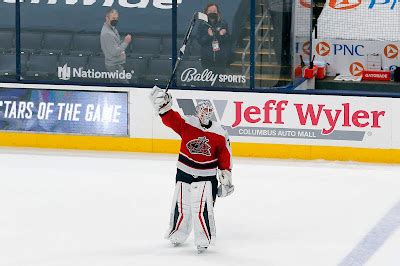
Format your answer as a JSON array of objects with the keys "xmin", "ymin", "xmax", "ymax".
[
  {"xmin": 176, "ymin": 98, "xmax": 386, "ymax": 141},
  {"xmin": 181, "ymin": 68, "xmax": 246, "ymax": 86},
  {"xmin": 316, "ymin": 42, "xmax": 330, "ymax": 56},
  {"xmin": 349, "ymin": 62, "xmax": 364, "ymax": 76},
  {"xmin": 329, "ymin": 0, "xmax": 362, "ymax": 10},
  {"xmin": 384, "ymin": 44, "xmax": 399, "ymax": 59}
]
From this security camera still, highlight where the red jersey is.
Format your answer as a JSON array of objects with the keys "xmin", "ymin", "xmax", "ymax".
[{"xmin": 160, "ymin": 110, "xmax": 232, "ymax": 177}]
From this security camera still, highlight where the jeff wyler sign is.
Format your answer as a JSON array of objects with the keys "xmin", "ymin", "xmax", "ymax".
[
  {"xmin": 0, "ymin": 88, "xmax": 128, "ymax": 136},
  {"xmin": 140, "ymin": 89, "xmax": 392, "ymax": 149}
]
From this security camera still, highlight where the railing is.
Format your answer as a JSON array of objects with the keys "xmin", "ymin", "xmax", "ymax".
[{"xmin": 241, "ymin": 6, "xmax": 272, "ymax": 77}]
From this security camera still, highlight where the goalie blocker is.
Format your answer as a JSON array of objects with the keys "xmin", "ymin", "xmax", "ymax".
[{"xmin": 149, "ymin": 86, "xmax": 234, "ymax": 252}]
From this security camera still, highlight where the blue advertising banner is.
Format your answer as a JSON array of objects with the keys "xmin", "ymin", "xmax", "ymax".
[{"xmin": 0, "ymin": 87, "xmax": 128, "ymax": 136}]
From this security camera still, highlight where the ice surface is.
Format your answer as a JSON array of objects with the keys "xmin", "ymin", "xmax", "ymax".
[{"xmin": 1, "ymin": 148, "xmax": 400, "ymax": 266}]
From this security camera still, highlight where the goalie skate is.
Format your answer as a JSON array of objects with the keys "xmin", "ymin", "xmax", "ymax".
[
  {"xmin": 170, "ymin": 238, "xmax": 181, "ymax": 247},
  {"xmin": 197, "ymin": 245, "xmax": 208, "ymax": 254}
]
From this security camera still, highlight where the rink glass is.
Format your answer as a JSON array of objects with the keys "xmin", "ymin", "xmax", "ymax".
[
  {"xmin": 17, "ymin": 0, "xmax": 172, "ymax": 87},
  {"xmin": 0, "ymin": 3, "xmax": 17, "ymax": 82},
  {"xmin": 176, "ymin": 0, "xmax": 250, "ymax": 90},
  {"xmin": 0, "ymin": 0, "xmax": 314, "ymax": 91}
]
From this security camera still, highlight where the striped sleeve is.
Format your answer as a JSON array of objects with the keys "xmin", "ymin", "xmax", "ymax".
[{"xmin": 160, "ymin": 110, "xmax": 185, "ymax": 137}]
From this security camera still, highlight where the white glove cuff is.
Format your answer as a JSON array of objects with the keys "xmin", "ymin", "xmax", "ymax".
[
  {"xmin": 158, "ymin": 94, "xmax": 172, "ymax": 114},
  {"xmin": 218, "ymin": 169, "xmax": 232, "ymax": 186}
]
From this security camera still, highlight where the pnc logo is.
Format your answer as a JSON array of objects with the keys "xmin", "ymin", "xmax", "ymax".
[
  {"xmin": 303, "ymin": 41, "xmax": 311, "ymax": 55},
  {"xmin": 349, "ymin": 62, "xmax": 365, "ymax": 76},
  {"xmin": 316, "ymin": 42, "xmax": 331, "ymax": 56},
  {"xmin": 329, "ymin": 0, "xmax": 362, "ymax": 10},
  {"xmin": 384, "ymin": 44, "xmax": 399, "ymax": 59}
]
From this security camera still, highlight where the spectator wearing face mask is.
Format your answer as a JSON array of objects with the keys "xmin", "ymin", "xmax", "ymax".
[
  {"xmin": 196, "ymin": 3, "xmax": 231, "ymax": 76},
  {"xmin": 100, "ymin": 8, "xmax": 132, "ymax": 84}
]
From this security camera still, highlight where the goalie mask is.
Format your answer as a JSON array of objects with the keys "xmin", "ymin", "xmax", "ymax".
[{"xmin": 195, "ymin": 101, "xmax": 214, "ymax": 126}]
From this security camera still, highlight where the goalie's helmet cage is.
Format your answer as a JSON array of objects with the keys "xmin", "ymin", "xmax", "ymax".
[{"xmin": 195, "ymin": 101, "xmax": 214, "ymax": 125}]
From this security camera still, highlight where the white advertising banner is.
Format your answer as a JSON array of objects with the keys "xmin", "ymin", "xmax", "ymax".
[
  {"xmin": 132, "ymin": 88, "xmax": 393, "ymax": 149},
  {"xmin": 313, "ymin": 39, "xmax": 400, "ymax": 76},
  {"xmin": 317, "ymin": 0, "xmax": 400, "ymax": 42},
  {"xmin": 391, "ymin": 98, "xmax": 400, "ymax": 149}
]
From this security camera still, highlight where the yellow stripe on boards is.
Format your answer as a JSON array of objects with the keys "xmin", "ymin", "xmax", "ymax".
[
  {"xmin": 0, "ymin": 132, "xmax": 152, "ymax": 152},
  {"xmin": 0, "ymin": 132, "xmax": 399, "ymax": 164}
]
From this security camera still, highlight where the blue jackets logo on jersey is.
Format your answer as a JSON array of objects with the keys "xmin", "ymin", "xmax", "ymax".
[{"xmin": 186, "ymin": 137, "xmax": 211, "ymax": 156}]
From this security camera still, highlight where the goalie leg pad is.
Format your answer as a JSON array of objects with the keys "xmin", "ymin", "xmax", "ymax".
[
  {"xmin": 165, "ymin": 182, "xmax": 192, "ymax": 244},
  {"xmin": 191, "ymin": 181, "xmax": 216, "ymax": 248}
]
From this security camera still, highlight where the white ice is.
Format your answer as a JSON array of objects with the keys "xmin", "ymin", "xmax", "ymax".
[{"xmin": 1, "ymin": 148, "xmax": 400, "ymax": 266}]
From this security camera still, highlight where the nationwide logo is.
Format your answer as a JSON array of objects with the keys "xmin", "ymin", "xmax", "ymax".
[
  {"xmin": 349, "ymin": 62, "xmax": 364, "ymax": 76},
  {"xmin": 58, "ymin": 64, "xmax": 71, "ymax": 81},
  {"xmin": 329, "ymin": 0, "xmax": 362, "ymax": 10},
  {"xmin": 57, "ymin": 64, "xmax": 134, "ymax": 81},
  {"xmin": 186, "ymin": 137, "xmax": 211, "ymax": 156},
  {"xmin": 384, "ymin": 44, "xmax": 399, "ymax": 59},
  {"xmin": 3, "ymin": 0, "xmax": 183, "ymax": 9},
  {"xmin": 303, "ymin": 41, "xmax": 311, "ymax": 55},
  {"xmin": 180, "ymin": 68, "xmax": 246, "ymax": 86},
  {"xmin": 176, "ymin": 98, "xmax": 386, "ymax": 141},
  {"xmin": 316, "ymin": 42, "xmax": 331, "ymax": 56}
]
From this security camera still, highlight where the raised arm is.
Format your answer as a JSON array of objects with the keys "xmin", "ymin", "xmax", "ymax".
[{"xmin": 149, "ymin": 86, "xmax": 184, "ymax": 137}]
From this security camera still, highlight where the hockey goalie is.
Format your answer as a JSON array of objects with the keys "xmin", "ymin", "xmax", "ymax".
[{"xmin": 150, "ymin": 86, "xmax": 234, "ymax": 253}]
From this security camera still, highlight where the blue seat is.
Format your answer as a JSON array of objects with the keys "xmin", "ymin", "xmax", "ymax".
[
  {"xmin": 129, "ymin": 36, "xmax": 161, "ymax": 58},
  {"xmin": 0, "ymin": 53, "xmax": 29, "ymax": 76},
  {"xmin": 25, "ymin": 54, "xmax": 58, "ymax": 78},
  {"xmin": 0, "ymin": 30, "xmax": 14, "ymax": 53},
  {"xmin": 87, "ymin": 56, "xmax": 107, "ymax": 72},
  {"xmin": 42, "ymin": 32, "xmax": 73, "ymax": 55},
  {"xmin": 20, "ymin": 32, "xmax": 43, "ymax": 53},
  {"xmin": 145, "ymin": 58, "xmax": 172, "ymax": 85},
  {"xmin": 0, "ymin": 54, "xmax": 16, "ymax": 76},
  {"xmin": 188, "ymin": 39, "xmax": 201, "ymax": 57},
  {"xmin": 125, "ymin": 57, "xmax": 148, "ymax": 84},
  {"xmin": 20, "ymin": 53, "xmax": 29, "ymax": 75},
  {"xmin": 59, "ymin": 55, "xmax": 88, "ymax": 70},
  {"xmin": 160, "ymin": 37, "xmax": 183, "ymax": 55},
  {"xmin": 71, "ymin": 34, "xmax": 101, "ymax": 56}
]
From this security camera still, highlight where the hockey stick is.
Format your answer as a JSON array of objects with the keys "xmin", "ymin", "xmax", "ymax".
[{"xmin": 165, "ymin": 12, "xmax": 209, "ymax": 92}]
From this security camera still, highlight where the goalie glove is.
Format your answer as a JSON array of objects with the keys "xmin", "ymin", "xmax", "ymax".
[
  {"xmin": 149, "ymin": 86, "xmax": 172, "ymax": 115},
  {"xmin": 217, "ymin": 169, "xmax": 234, "ymax": 197}
]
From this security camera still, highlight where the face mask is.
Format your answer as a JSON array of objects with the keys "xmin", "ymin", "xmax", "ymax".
[
  {"xmin": 208, "ymin": 13, "xmax": 218, "ymax": 25},
  {"xmin": 196, "ymin": 101, "xmax": 214, "ymax": 126},
  {"xmin": 110, "ymin": 20, "xmax": 118, "ymax": 27}
]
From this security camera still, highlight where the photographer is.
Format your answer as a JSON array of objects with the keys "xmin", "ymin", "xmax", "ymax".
[{"xmin": 196, "ymin": 3, "xmax": 231, "ymax": 75}]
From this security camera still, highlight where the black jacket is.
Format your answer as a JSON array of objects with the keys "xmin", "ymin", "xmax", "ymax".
[{"xmin": 196, "ymin": 19, "xmax": 231, "ymax": 66}]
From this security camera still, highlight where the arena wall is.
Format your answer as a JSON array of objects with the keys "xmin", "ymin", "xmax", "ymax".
[{"xmin": 1, "ymin": 83, "xmax": 399, "ymax": 164}]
